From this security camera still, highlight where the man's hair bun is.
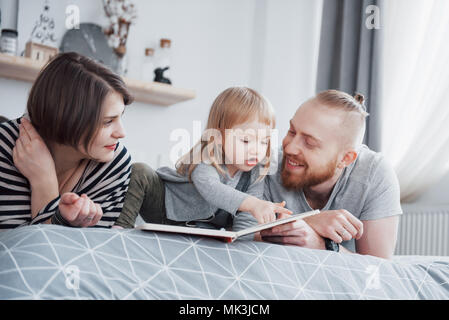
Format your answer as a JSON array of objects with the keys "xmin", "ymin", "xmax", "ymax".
[{"xmin": 354, "ymin": 92, "xmax": 365, "ymax": 104}]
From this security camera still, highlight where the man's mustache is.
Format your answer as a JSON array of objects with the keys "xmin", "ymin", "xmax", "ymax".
[{"xmin": 283, "ymin": 153, "xmax": 308, "ymax": 168}]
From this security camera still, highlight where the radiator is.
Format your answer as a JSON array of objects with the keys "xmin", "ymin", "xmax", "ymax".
[{"xmin": 395, "ymin": 205, "xmax": 449, "ymax": 256}]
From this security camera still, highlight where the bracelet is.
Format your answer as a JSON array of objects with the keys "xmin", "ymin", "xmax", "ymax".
[{"xmin": 51, "ymin": 208, "xmax": 72, "ymax": 227}]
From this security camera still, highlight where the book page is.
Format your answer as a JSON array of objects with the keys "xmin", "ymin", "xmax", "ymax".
[
  {"xmin": 136, "ymin": 223, "xmax": 237, "ymax": 239},
  {"xmin": 136, "ymin": 210, "xmax": 320, "ymax": 242},
  {"xmin": 236, "ymin": 210, "xmax": 320, "ymax": 238}
]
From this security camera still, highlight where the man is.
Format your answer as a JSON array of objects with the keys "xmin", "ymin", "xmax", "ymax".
[{"xmin": 261, "ymin": 90, "xmax": 402, "ymax": 259}]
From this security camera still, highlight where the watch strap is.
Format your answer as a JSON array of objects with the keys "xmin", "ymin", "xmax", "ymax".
[
  {"xmin": 324, "ymin": 237, "xmax": 340, "ymax": 252},
  {"xmin": 51, "ymin": 208, "xmax": 73, "ymax": 227}
]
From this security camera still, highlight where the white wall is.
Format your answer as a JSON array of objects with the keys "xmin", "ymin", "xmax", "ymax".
[
  {"xmin": 122, "ymin": 0, "xmax": 259, "ymax": 167},
  {"xmin": 252, "ymin": 0, "xmax": 323, "ymax": 143},
  {"xmin": 1, "ymin": 0, "xmax": 323, "ymax": 169}
]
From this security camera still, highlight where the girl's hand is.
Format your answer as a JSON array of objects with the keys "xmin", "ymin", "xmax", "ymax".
[
  {"xmin": 273, "ymin": 201, "xmax": 292, "ymax": 220},
  {"xmin": 303, "ymin": 209, "xmax": 364, "ymax": 243},
  {"xmin": 249, "ymin": 198, "xmax": 293, "ymax": 224},
  {"xmin": 58, "ymin": 193, "xmax": 103, "ymax": 227},
  {"xmin": 12, "ymin": 118, "xmax": 57, "ymax": 187}
]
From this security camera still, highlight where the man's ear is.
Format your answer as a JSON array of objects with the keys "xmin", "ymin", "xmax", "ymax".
[{"xmin": 338, "ymin": 150, "xmax": 358, "ymax": 169}]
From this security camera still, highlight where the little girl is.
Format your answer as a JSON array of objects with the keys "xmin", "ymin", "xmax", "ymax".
[{"xmin": 115, "ymin": 87, "xmax": 291, "ymax": 234}]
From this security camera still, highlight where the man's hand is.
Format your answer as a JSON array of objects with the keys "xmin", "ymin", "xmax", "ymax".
[
  {"xmin": 303, "ymin": 209, "xmax": 363, "ymax": 243},
  {"xmin": 12, "ymin": 118, "xmax": 57, "ymax": 187},
  {"xmin": 58, "ymin": 193, "xmax": 103, "ymax": 227},
  {"xmin": 260, "ymin": 219, "xmax": 326, "ymax": 249}
]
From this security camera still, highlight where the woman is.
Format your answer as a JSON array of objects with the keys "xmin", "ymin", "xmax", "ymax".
[{"xmin": 0, "ymin": 52, "xmax": 133, "ymax": 229}]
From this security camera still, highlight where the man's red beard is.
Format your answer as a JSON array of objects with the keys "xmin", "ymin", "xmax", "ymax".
[{"xmin": 280, "ymin": 155, "xmax": 338, "ymax": 191}]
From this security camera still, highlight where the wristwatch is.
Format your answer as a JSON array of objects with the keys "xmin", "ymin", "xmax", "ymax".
[
  {"xmin": 324, "ymin": 238, "xmax": 340, "ymax": 252},
  {"xmin": 51, "ymin": 208, "xmax": 72, "ymax": 227}
]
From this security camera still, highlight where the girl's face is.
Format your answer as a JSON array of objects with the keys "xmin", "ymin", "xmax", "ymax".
[
  {"xmin": 80, "ymin": 91, "xmax": 126, "ymax": 162},
  {"xmin": 223, "ymin": 119, "xmax": 271, "ymax": 174}
]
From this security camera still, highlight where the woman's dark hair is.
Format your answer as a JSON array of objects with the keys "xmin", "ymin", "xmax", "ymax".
[{"xmin": 27, "ymin": 52, "xmax": 133, "ymax": 151}]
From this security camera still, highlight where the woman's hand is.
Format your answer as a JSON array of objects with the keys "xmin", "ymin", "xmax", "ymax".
[
  {"xmin": 241, "ymin": 197, "xmax": 292, "ymax": 224},
  {"xmin": 13, "ymin": 118, "xmax": 59, "ymax": 218},
  {"xmin": 58, "ymin": 193, "xmax": 103, "ymax": 227},
  {"xmin": 12, "ymin": 118, "xmax": 57, "ymax": 187},
  {"xmin": 303, "ymin": 209, "xmax": 363, "ymax": 243}
]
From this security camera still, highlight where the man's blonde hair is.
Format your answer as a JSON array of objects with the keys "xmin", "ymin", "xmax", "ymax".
[{"xmin": 315, "ymin": 89, "xmax": 369, "ymax": 148}]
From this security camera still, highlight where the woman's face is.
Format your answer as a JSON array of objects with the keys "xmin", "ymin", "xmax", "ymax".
[{"xmin": 81, "ymin": 91, "xmax": 126, "ymax": 162}]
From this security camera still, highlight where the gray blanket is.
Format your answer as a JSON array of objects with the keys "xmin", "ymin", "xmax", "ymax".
[{"xmin": 0, "ymin": 225, "xmax": 448, "ymax": 299}]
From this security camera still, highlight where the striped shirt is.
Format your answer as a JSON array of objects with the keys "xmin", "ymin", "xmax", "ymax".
[{"xmin": 0, "ymin": 118, "xmax": 131, "ymax": 230}]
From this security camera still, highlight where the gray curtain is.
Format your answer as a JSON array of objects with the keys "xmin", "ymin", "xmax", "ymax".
[{"xmin": 316, "ymin": 0, "xmax": 383, "ymax": 151}]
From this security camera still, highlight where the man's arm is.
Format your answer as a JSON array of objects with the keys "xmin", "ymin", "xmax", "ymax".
[
  {"xmin": 355, "ymin": 216, "xmax": 399, "ymax": 259},
  {"xmin": 259, "ymin": 214, "xmax": 400, "ymax": 259},
  {"xmin": 299, "ymin": 210, "xmax": 400, "ymax": 258},
  {"xmin": 353, "ymin": 156, "xmax": 402, "ymax": 258}
]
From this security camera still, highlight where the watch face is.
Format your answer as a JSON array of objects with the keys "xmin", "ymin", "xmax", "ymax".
[
  {"xmin": 60, "ymin": 23, "xmax": 120, "ymax": 72},
  {"xmin": 325, "ymin": 238, "xmax": 340, "ymax": 252}
]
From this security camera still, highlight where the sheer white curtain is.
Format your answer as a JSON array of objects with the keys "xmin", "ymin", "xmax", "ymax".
[{"xmin": 381, "ymin": 0, "xmax": 449, "ymax": 202}]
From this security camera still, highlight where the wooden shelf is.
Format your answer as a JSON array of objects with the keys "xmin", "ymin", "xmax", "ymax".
[
  {"xmin": 123, "ymin": 77, "xmax": 196, "ymax": 106},
  {"xmin": 0, "ymin": 53, "xmax": 195, "ymax": 106}
]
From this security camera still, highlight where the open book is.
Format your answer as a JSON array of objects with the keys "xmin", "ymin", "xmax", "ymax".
[{"xmin": 136, "ymin": 209, "xmax": 320, "ymax": 243}]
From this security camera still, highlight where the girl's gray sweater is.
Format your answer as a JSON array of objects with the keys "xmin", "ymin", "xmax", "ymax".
[{"xmin": 156, "ymin": 162, "xmax": 265, "ymax": 231}]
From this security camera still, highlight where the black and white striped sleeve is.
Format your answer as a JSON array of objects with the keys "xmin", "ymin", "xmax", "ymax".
[
  {"xmin": 30, "ymin": 195, "xmax": 61, "ymax": 225},
  {"xmin": 0, "ymin": 119, "xmax": 32, "ymax": 228},
  {"xmin": 0, "ymin": 119, "xmax": 61, "ymax": 227},
  {"xmin": 1, "ymin": 119, "xmax": 132, "ymax": 229}
]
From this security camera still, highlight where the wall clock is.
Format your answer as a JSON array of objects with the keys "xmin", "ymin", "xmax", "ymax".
[{"xmin": 60, "ymin": 23, "xmax": 120, "ymax": 72}]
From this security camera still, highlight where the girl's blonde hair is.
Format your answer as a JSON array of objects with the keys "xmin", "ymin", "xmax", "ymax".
[{"xmin": 176, "ymin": 86, "xmax": 276, "ymax": 182}]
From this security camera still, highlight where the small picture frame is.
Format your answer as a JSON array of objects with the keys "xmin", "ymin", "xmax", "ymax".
[{"xmin": 25, "ymin": 41, "xmax": 59, "ymax": 63}]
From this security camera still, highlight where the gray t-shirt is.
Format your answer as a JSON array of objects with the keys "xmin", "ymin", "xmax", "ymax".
[{"xmin": 264, "ymin": 145, "xmax": 403, "ymax": 251}]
